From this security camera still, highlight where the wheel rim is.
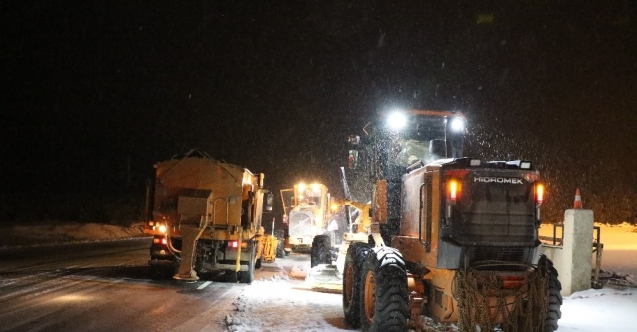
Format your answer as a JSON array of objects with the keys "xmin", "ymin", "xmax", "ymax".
[
  {"xmin": 344, "ymin": 264, "xmax": 354, "ymax": 305},
  {"xmin": 363, "ymin": 270, "xmax": 376, "ymax": 322}
]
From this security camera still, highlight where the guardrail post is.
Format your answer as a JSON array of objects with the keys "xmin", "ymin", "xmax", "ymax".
[{"xmin": 561, "ymin": 208, "xmax": 594, "ymax": 296}]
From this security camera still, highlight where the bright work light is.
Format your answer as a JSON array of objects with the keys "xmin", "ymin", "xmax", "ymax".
[
  {"xmin": 386, "ymin": 111, "xmax": 407, "ymax": 131},
  {"xmin": 449, "ymin": 117, "xmax": 465, "ymax": 132}
]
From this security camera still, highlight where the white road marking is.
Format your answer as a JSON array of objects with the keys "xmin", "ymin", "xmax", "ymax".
[{"xmin": 197, "ymin": 281, "xmax": 212, "ymax": 289}]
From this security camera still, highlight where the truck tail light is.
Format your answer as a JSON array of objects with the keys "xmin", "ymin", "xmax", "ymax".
[
  {"xmin": 153, "ymin": 237, "xmax": 167, "ymax": 245},
  {"xmin": 229, "ymin": 240, "xmax": 239, "ymax": 249},
  {"xmin": 536, "ymin": 184, "xmax": 545, "ymax": 205},
  {"xmin": 501, "ymin": 275, "xmax": 527, "ymax": 289},
  {"xmin": 447, "ymin": 179, "xmax": 460, "ymax": 203}
]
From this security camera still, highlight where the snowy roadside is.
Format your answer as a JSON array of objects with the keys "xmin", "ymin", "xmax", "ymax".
[
  {"xmin": 0, "ymin": 221, "xmax": 149, "ymax": 249},
  {"xmin": 224, "ymin": 261, "xmax": 637, "ymax": 332},
  {"xmin": 224, "ymin": 225, "xmax": 637, "ymax": 332},
  {"xmin": 225, "ymin": 273, "xmax": 352, "ymax": 332}
]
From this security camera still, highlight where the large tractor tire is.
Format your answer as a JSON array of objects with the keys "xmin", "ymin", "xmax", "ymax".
[
  {"xmin": 541, "ymin": 254, "xmax": 563, "ymax": 332},
  {"xmin": 310, "ymin": 234, "xmax": 332, "ymax": 268},
  {"xmin": 360, "ymin": 247, "xmax": 409, "ymax": 332},
  {"xmin": 238, "ymin": 242, "xmax": 256, "ymax": 284},
  {"xmin": 342, "ymin": 242, "xmax": 372, "ymax": 328},
  {"xmin": 274, "ymin": 229, "xmax": 286, "ymax": 258}
]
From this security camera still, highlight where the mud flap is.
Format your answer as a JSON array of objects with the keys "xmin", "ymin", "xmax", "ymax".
[{"xmin": 173, "ymin": 224, "xmax": 205, "ymax": 282}]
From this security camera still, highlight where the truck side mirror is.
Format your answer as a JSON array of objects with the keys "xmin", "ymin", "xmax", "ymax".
[
  {"xmin": 263, "ymin": 192, "xmax": 273, "ymax": 212},
  {"xmin": 348, "ymin": 135, "xmax": 360, "ymax": 145}
]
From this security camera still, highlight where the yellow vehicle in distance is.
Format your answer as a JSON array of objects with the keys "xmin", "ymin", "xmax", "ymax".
[{"xmin": 280, "ymin": 183, "xmax": 333, "ymax": 260}]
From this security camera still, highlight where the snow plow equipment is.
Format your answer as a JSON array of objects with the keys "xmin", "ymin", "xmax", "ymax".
[
  {"xmin": 258, "ymin": 234, "xmax": 279, "ymax": 264},
  {"xmin": 306, "ymin": 194, "xmax": 373, "ymax": 292},
  {"xmin": 341, "ymin": 109, "xmax": 562, "ymax": 332},
  {"xmin": 280, "ymin": 183, "xmax": 333, "ymax": 255},
  {"xmin": 304, "ymin": 169, "xmax": 375, "ymax": 292},
  {"xmin": 144, "ymin": 149, "xmax": 273, "ymax": 283}
]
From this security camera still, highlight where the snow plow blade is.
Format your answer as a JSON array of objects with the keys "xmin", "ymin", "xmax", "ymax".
[{"xmin": 305, "ymin": 264, "xmax": 342, "ymax": 293}]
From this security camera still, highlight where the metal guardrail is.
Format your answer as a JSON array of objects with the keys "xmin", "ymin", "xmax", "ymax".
[
  {"xmin": 539, "ymin": 223, "xmax": 604, "ymax": 289},
  {"xmin": 592, "ymin": 226, "xmax": 604, "ymax": 289},
  {"xmin": 538, "ymin": 223, "xmax": 563, "ymax": 246}
]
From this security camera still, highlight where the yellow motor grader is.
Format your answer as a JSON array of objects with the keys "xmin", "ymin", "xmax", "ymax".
[
  {"xmin": 340, "ymin": 110, "xmax": 562, "ymax": 332},
  {"xmin": 280, "ymin": 182, "xmax": 332, "ymax": 258}
]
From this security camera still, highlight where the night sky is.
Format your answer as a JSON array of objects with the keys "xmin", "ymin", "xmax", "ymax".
[{"xmin": 3, "ymin": 1, "xmax": 637, "ymax": 223}]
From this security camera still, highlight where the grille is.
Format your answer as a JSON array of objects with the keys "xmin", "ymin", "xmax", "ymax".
[
  {"xmin": 288, "ymin": 211, "xmax": 314, "ymax": 237},
  {"xmin": 472, "ymin": 246, "xmax": 526, "ymax": 263}
]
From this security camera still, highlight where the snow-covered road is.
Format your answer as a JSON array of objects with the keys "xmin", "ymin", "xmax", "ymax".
[
  {"xmin": 227, "ymin": 253, "xmax": 637, "ymax": 332},
  {"xmin": 2, "ymin": 221, "xmax": 635, "ymax": 331}
]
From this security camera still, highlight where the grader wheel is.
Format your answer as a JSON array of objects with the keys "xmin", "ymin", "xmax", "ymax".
[
  {"xmin": 342, "ymin": 242, "xmax": 372, "ymax": 328},
  {"xmin": 359, "ymin": 247, "xmax": 409, "ymax": 332},
  {"xmin": 542, "ymin": 255, "xmax": 563, "ymax": 332},
  {"xmin": 310, "ymin": 234, "xmax": 332, "ymax": 268}
]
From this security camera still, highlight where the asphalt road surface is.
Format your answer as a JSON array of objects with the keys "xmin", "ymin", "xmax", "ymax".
[{"xmin": 0, "ymin": 238, "xmax": 291, "ymax": 332}]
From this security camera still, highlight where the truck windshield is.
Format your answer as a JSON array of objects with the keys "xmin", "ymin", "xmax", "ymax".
[{"xmin": 300, "ymin": 188, "xmax": 322, "ymax": 208}]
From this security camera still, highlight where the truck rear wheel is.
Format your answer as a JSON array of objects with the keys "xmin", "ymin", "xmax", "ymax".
[
  {"xmin": 360, "ymin": 247, "xmax": 409, "ymax": 332},
  {"xmin": 542, "ymin": 255, "xmax": 562, "ymax": 332},
  {"xmin": 342, "ymin": 242, "xmax": 372, "ymax": 328},
  {"xmin": 310, "ymin": 234, "xmax": 332, "ymax": 268}
]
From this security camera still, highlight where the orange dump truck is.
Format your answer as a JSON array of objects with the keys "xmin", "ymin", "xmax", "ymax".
[{"xmin": 144, "ymin": 149, "xmax": 274, "ymax": 283}]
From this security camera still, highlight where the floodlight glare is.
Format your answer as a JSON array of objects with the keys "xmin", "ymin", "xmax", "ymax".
[
  {"xmin": 449, "ymin": 117, "xmax": 465, "ymax": 132},
  {"xmin": 386, "ymin": 112, "xmax": 407, "ymax": 131}
]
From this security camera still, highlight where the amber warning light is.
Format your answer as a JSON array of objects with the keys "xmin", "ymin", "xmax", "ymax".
[
  {"xmin": 448, "ymin": 179, "xmax": 460, "ymax": 202},
  {"xmin": 536, "ymin": 184, "xmax": 545, "ymax": 205}
]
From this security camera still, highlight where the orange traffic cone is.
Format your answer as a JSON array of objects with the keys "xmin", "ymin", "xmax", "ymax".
[{"xmin": 573, "ymin": 188, "xmax": 582, "ymax": 209}]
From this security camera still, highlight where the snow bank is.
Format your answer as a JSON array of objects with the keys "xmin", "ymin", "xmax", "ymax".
[
  {"xmin": 289, "ymin": 265, "xmax": 310, "ymax": 279},
  {"xmin": 0, "ymin": 221, "xmax": 147, "ymax": 248}
]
